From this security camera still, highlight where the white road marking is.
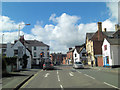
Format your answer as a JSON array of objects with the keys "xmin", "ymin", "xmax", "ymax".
[
  {"xmin": 76, "ymin": 70, "xmax": 82, "ymax": 73},
  {"xmin": 60, "ymin": 84, "xmax": 63, "ymax": 88},
  {"xmin": 84, "ymin": 74, "xmax": 95, "ymax": 80},
  {"xmin": 57, "ymin": 75, "xmax": 60, "ymax": 81},
  {"xmin": 69, "ymin": 72, "xmax": 74, "ymax": 76},
  {"xmin": 104, "ymin": 82, "xmax": 118, "ymax": 89},
  {"xmin": 57, "ymin": 70, "xmax": 58, "ymax": 74},
  {"xmin": 44, "ymin": 73, "xmax": 50, "ymax": 77}
]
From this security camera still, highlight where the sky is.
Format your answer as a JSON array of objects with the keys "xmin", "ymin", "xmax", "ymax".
[{"xmin": 0, "ymin": 2, "xmax": 118, "ymax": 54}]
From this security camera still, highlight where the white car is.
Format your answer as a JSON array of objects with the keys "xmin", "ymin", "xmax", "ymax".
[{"xmin": 73, "ymin": 62, "xmax": 84, "ymax": 69}]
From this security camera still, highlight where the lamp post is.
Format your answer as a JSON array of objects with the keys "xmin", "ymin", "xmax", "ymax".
[
  {"xmin": 2, "ymin": 34, "xmax": 4, "ymax": 56},
  {"xmin": 18, "ymin": 23, "xmax": 30, "ymax": 40}
]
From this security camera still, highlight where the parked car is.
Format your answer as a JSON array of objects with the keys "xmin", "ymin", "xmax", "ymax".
[
  {"xmin": 43, "ymin": 61, "xmax": 54, "ymax": 70},
  {"xmin": 73, "ymin": 62, "xmax": 84, "ymax": 69}
]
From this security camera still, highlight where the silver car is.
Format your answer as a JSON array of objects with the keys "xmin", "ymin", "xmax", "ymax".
[{"xmin": 73, "ymin": 62, "xmax": 84, "ymax": 69}]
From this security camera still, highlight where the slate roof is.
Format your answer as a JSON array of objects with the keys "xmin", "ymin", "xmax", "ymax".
[
  {"xmin": 103, "ymin": 31, "xmax": 115, "ymax": 38},
  {"xmin": 67, "ymin": 48, "xmax": 75, "ymax": 53},
  {"xmin": 0, "ymin": 44, "xmax": 14, "ymax": 48},
  {"xmin": 25, "ymin": 40, "xmax": 49, "ymax": 47},
  {"xmin": 106, "ymin": 38, "xmax": 120, "ymax": 45},
  {"xmin": 75, "ymin": 44, "xmax": 85, "ymax": 54},
  {"xmin": 86, "ymin": 33, "xmax": 95, "ymax": 40}
]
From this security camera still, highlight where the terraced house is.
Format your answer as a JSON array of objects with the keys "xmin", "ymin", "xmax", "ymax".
[{"xmin": 86, "ymin": 22, "xmax": 116, "ymax": 67}]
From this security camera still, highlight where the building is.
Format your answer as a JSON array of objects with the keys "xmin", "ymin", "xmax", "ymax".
[
  {"xmin": 67, "ymin": 48, "xmax": 75, "ymax": 65},
  {"xmin": 50, "ymin": 53, "xmax": 64, "ymax": 65},
  {"xmin": 102, "ymin": 38, "xmax": 120, "ymax": 67},
  {"xmin": 86, "ymin": 22, "xmax": 115, "ymax": 67},
  {"xmin": 73, "ymin": 44, "xmax": 87, "ymax": 64},
  {"xmin": 7, "ymin": 41, "xmax": 32, "ymax": 69},
  {"xmin": 19, "ymin": 36, "xmax": 49, "ymax": 66}
]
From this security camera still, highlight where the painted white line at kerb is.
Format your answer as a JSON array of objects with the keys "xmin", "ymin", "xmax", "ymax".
[
  {"xmin": 76, "ymin": 70, "xmax": 82, "ymax": 73},
  {"xmin": 84, "ymin": 74, "xmax": 95, "ymax": 80},
  {"xmin": 57, "ymin": 70, "xmax": 58, "ymax": 74},
  {"xmin": 104, "ymin": 82, "xmax": 118, "ymax": 89},
  {"xmin": 60, "ymin": 84, "xmax": 63, "ymax": 88},
  {"xmin": 57, "ymin": 75, "xmax": 60, "ymax": 81},
  {"xmin": 69, "ymin": 72, "xmax": 74, "ymax": 76},
  {"xmin": 44, "ymin": 73, "xmax": 50, "ymax": 77}
]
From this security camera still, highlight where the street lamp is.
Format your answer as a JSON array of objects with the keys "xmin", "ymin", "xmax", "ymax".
[
  {"xmin": 18, "ymin": 23, "xmax": 30, "ymax": 40},
  {"xmin": 2, "ymin": 34, "xmax": 4, "ymax": 56}
]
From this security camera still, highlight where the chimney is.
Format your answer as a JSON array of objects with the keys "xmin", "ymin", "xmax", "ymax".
[
  {"xmin": 19, "ymin": 35, "xmax": 25, "ymax": 45},
  {"xmin": 115, "ymin": 24, "xmax": 120, "ymax": 31},
  {"xmin": 98, "ymin": 22, "xmax": 102, "ymax": 31},
  {"xmin": 104, "ymin": 28, "xmax": 107, "ymax": 32},
  {"xmin": 98, "ymin": 22, "xmax": 102, "ymax": 41},
  {"xmin": 69, "ymin": 48, "xmax": 72, "ymax": 51}
]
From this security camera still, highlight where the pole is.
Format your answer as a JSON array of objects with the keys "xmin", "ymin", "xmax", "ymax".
[
  {"xmin": 2, "ymin": 34, "xmax": 4, "ymax": 56},
  {"xmin": 18, "ymin": 24, "xmax": 20, "ymax": 40}
]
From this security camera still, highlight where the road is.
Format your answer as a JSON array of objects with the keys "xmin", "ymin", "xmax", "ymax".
[{"xmin": 21, "ymin": 65, "xmax": 119, "ymax": 89}]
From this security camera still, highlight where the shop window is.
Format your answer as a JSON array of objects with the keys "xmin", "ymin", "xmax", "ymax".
[{"xmin": 106, "ymin": 56, "xmax": 109, "ymax": 64}]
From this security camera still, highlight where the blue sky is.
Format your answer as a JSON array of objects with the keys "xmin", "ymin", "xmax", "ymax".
[
  {"xmin": 2, "ymin": 2, "xmax": 109, "ymax": 33},
  {"xmin": 1, "ymin": 2, "xmax": 117, "ymax": 53}
]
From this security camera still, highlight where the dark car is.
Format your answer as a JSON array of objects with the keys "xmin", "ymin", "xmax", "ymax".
[{"xmin": 43, "ymin": 61, "xmax": 54, "ymax": 70}]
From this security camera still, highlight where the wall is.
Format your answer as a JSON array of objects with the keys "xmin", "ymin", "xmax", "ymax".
[
  {"xmin": 111, "ymin": 45, "xmax": 120, "ymax": 66},
  {"xmin": 102, "ymin": 39, "xmax": 112, "ymax": 66},
  {"xmin": 86, "ymin": 40, "xmax": 95, "ymax": 65},
  {"xmin": 73, "ymin": 49, "xmax": 80, "ymax": 63},
  {"xmin": 32, "ymin": 46, "xmax": 49, "ymax": 65},
  {"xmin": 97, "ymin": 56, "xmax": 103, "ymax": 67}
]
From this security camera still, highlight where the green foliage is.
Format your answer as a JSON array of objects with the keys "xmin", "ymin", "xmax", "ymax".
[{"xmin": 2, "ymin": 57, "xmax": 17, "ymax": 71}]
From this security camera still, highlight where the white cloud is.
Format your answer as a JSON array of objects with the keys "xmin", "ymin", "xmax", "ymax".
[
  {"xmin": 106, "ymin": 2, "xmax": 118, "ymax": 22},
  {"xmin": 0, "ymin": 12, "xmax": 116, "ymax": 54},
  {"xmin": 0, "ymin": 15, "xmax": 25, "ymax": 31}
]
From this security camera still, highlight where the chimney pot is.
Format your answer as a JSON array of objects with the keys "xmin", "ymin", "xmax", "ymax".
[
  {"xmin": 69, "ymin": 48, "xmax": 72, "ymax": 51},
  {"xmin": 104, "ymin": 28, "xmax": 107, "ymax": 32},
  {"xmin": 115, "ymin": 24, "xmax": 120, "ymax": 31},
  {"xmin": 98, "ymin": 22, "xmax": 102, "ymax": 31}
]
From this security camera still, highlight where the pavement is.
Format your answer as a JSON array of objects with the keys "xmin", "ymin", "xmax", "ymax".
[
  {"xmin": 84, "ymin": 65, "xmax": 120, "ymax": 74},
  {"xmin": 2, "ymin": 68, "xmax": 41, "ymax": 89}
]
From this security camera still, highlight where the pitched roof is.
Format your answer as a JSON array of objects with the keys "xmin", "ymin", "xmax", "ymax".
[
  {"xmin": 103, "ymin": 31, "xmax": 115, "ymax": 38},
  {"xmin": 67, "ymin": 48, "xmax": 75, "ymax": 53},
  {"xmin": 86, "ymin": 33, "xmax": 94, "ymax": 40},
  {"xmin": 0, "ymin": 44, "xmax": 14, "ymax": 48},
  {"xmin": 75, "ymin": 44, "xmax": 85, "ymax": 54},
  {"xmin": 106, "ymin": 38, "xmax": 120, "ymax": 45},
  {"xmin": 25, "ymin": 40, "xmax": 49, "ymax": 47}
]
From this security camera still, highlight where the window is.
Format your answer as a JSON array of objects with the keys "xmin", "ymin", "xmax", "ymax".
[
  {"xmin": 14, "ymin": 50, "xmax": 18, "ymax": 55},
  {"xmin": 75, "ymin": 54, "xmax": 77, "ymax": 57},
  {"xmin": 106, "ymin": 56, "xmax": 109, "ymax": 64},
  {"xmin": 34, "ymin": 46, "xmax": 36, "ymax": 50},
  {"xmin": 82, "ymin": 53, "xmax": 86, "ymax": 57},
  {"xmin": 34, "ymin": 52, "xmax": 37, "ymax": 57},
  {"xmin": 41, "ymin": 49, "xmax": 44, "ymax": 50},
  {"xmin": 104, "ymin": 45, "xmax": 107, "ymax": 51}
]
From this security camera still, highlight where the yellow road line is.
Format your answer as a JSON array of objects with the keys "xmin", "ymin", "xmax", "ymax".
[{"xmin": 20, "ymin": 70, "xmax": 43, "ymax": 88}]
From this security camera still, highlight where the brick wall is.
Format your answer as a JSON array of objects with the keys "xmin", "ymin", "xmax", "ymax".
[{"xmin": 97, "ymin": 56, "xmax": 103, "ymax": 67}]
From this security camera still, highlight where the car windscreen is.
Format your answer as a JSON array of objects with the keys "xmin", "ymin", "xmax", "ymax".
[
  {"xmin": 75, "ymin": 62, "xmax": 82, "ymax": 64},
  {"xmin": 45, "ymin": 62, "xmax": 52, "ymax": 64}
]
